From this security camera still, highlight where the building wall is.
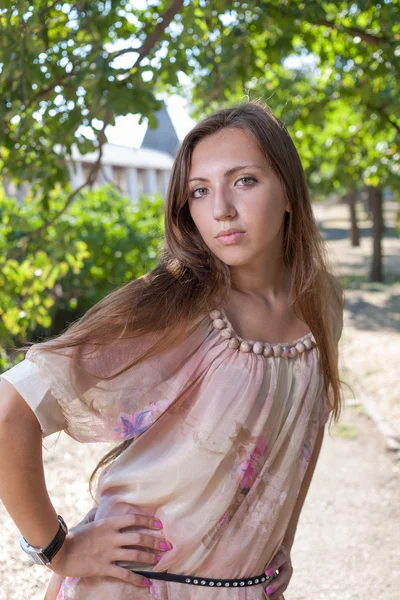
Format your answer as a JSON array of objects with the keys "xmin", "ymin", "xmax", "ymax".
[
  {"xmin": 3, "ymin": 149, "xmax": 173, "ymax": 204},
  {"xmin": 67, "ymin": 161, "xmax": 171, "ymax": 202}
]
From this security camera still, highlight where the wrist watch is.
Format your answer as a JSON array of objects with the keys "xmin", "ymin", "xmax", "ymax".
[{"xmin": 20, "ymin": 515, "xmax": 68, "ymax": 566}]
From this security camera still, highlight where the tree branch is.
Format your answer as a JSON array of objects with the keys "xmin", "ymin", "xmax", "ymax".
[
  {"xmin": 19, "ymin": 108, "xmax": 113, "ymax": 246},
  {"xmin": 3, "ymin": 0, "xmax": 186, "ymax": 252},
  {"xmin": 366, "ymin": 104, "xmax": 400, "ymax": 135},
  {"xmin": 315, "ymin": 18, "xmax": 390, "ymax": 46},
  {"xmin": 115, "ymin": 0, "xmax": 185, "ymax": 85},
  {"xmin": 37, "ymin": 0, "xmax": 59, "ymax": 21},
  {"xmin": 19, "ymin": 0, "xmax": 185, "ymax": 110},
  {"xmin": 134, "ymin": 0, "xmax": 185, "ymax": 64}
]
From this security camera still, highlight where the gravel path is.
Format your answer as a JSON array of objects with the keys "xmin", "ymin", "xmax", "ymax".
[
  {"xmin": 313, "ymin": 199, "xmax": 400, "ymax": 434},
  {"xmin": 286, "ymin": 404, "xmax": 400, "ymax": 600},
  {"xmin": 1, "ymin": 200, "xmax": 399, "ymax": 600}
]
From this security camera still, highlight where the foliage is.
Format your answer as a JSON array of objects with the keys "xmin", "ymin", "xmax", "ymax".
[
  {"xmin": 2, "ymin": 1, "xmax": 399, "ymax": 203},
  {"xmin": 186, "ymin": 0, "xmax": 400, "ymax": 195},
  {"xmin": 1, "ymin": 0, "xmax": 399, "ymax": 342},
  {"xmin": 0, "ymin": 0, "xmax": 191, "ymax": 206},
  {"xmin": 0, "ymin": 185, "xmax": 164, "ymax": 371}
]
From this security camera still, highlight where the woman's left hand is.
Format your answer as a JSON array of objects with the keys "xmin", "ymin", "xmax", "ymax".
[{"xmin": 262, "ymin": 543, "xmax": 293, "ymax": 600}]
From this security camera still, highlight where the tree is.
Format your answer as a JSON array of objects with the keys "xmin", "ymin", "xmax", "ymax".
[
  {"xmin": 1, "ymin": 1, "xmax": 399, "ymax": 282},
  {"xmin": 0, "ymin": 0, "xmax": 189, "ymax": 216},
  {"xmin": 186, "ymin": 0, "xmax": 400, "ymax": 282}
]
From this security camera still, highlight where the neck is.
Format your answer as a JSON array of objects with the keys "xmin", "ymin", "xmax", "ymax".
[{"xmin": 229, "ymin": 256, "xmax": 292, "ymax": 306}]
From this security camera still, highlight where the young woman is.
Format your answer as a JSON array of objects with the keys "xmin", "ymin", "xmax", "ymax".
[{"xmin": 0, "ymin": 100, "xmax": 345, "ymax": 600}]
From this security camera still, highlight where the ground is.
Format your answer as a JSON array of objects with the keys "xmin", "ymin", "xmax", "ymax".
[
  {"xmin": 0, "ymin": 199, "xmax": 399, "ymax": 600},
  {"xmin": 313, "ymin": 199, "xmax": 400, "ymax": 435}
]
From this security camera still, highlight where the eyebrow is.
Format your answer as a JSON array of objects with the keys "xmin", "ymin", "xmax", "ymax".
[{"xmin": 188, "ymin": 164, "xmax": 264, "ymax": 183}]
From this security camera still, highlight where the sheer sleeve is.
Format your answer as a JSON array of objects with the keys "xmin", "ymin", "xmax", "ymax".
[
  {"xmin": 0, "ymin": 358, "xmax": 68, "ymax": 437},
  {"xmin": 0, "ymin": 316, "xmax": 209, "ymax": 443}
]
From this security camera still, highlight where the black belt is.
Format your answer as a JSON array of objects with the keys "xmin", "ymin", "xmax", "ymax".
[{"xmin": 131, "ymin": 568, "xmax": 279, "ymax": 588}]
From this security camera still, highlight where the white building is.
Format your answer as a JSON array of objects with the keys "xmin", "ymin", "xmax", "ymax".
[
  {"xmin": 67, "ymin": 101, "xmax": 180, "ymax": 202},
  {"xmin": 67, "ymin": 143, "xmax": 174, "ymax": 201},
  {"xmin": 5, "ymin": 101, "xmax": 181, "ymax": 203}
]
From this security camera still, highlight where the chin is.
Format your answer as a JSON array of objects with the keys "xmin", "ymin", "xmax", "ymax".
[
  {"xmin": 221, "ymin": 259, "xmax": 250, "ymax": 268},
  {"xmin": 206, "ymin": 241, "xmax": 253, "ymax": 267},
  {"xmin": 211, "ymin": 252, "xmax": 251, "ymax": 268}
]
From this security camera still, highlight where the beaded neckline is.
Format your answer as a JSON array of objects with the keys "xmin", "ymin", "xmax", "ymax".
[{"xmin": 208, "ymin": 308, "xmax": 317, "ymax": 358}]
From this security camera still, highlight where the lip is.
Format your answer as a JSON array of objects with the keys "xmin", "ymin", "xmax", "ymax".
[
  {"xmin": 215, "ymin": 228, "xmax": 245, "ymax": 238},
  {"xmin": 215, "ymin": 231, "xmax": 245, "ymax": 245}
]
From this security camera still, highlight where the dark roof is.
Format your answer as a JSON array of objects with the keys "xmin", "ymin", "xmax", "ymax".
[{"xmin": 140, "ymin": 100, "xmax": 181, "ymax": 158}]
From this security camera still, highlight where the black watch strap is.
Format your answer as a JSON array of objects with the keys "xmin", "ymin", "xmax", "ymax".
[{"xmin": 42, "ymin": 516, "xmax": 68, "ymax": 563}]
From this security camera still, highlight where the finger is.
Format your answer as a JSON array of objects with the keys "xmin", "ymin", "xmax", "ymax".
[
  {"xmin": 268, "ymin": 561, "xmax": 291, "ymax": 585},
  {"xmin": 263, "ymin": 566, "xmax": 291, "ymax": 600},
  {"xmin": 80, "ymin": 507, "xmax": 98, "ymax": 525},
  {"xmin": 110, "ymin": 513, "xmax": 162, "ymax": 532},
  {"xmin": 264, "ymin": 551, "xmax": 286, "ymax": 576},
  {"xmin": 264, "ymin": 563, "xmax": 281, "ymax": 579},
  {"xmin": 114, "ymin": 547, "xmax": 160, "ymax": 566},
  {"xmin": 264, "ymin": 591, "xmax": 286, "ymax": 600},
  {"xmin": 264, "ymin": 585, "xmax": 288, "ymax": 600},
  {"xmin": 118, "ymin": 531, "xmax": 172, "ymax": 553},
  {"xmin": 107, "ymin": 564, "xmax": 153, "ymax": 588}
]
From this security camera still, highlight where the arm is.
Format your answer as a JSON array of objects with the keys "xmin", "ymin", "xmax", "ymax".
[
  {"xmin": 0, "ymin": 379, "xmax": 60, "ymax": 548},
  {"xmin": 282, "ymin": 425, "xmax": 325, "ymax": 550},
  {"xmin": 0, "ymin": 378, "xmax": 160, "ymax": 591}
]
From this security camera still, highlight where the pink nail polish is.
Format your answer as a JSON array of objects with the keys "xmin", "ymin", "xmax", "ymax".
[
  {"xmin": 266, "ymin": 586, "xmax": 275, "ymax": 595},
  {"xmin": 156, "ymin": 555, "xmax": 162, "ymax": 562},
  {"xmin": 154, "ymin": 519, "xmax": 163, "ymax": 528},
  {"xmin": 160, "ymin": 541, "xmax": 172, "ymax": 550},
  {"xmin": 143, "ymin": 578, "xmax": 152, "ymax": 585},
  {"xmin": 265, "ymin": 567, "xmax": 274, "ymax": 576}
]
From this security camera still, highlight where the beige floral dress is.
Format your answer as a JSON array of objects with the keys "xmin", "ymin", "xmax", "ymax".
[{"xmin": 1, "ymin": 305, "xmax": 342, "ymax": 600}]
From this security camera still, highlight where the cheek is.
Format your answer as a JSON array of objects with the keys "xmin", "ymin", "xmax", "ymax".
[
  {"xmin": 189, "ymin": 205, "xmax": 210, "ymax": 239},
  {"xmin": 248, "ymin": 190, "xmax": 286, "ymax": 231}
]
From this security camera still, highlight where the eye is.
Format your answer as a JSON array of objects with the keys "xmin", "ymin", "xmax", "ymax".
[
  {"xmin": 189, "ymin": 187, "xmax": 208, "ymax": 199},
  {"xmin": 189, "ymin": 176, "xmax": 257, "ymax": 199},
  {"xmin": 237, "ymin": 176, "xmax": 257, "ymax": 186}
]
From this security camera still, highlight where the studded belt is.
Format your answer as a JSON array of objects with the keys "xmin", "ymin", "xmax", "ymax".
[{"xmin": 130, "ymin": 567, "xmax": 279, "ymax": 588}]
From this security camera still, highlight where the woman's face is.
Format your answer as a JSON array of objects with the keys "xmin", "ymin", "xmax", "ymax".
[{"xmin": 187, "ymin": 127, "xmax": 291, "ymax": 268}]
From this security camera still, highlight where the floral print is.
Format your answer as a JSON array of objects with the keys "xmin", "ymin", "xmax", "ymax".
[
  {"xmin": 57, "ymin": 577, "xmax": 80, "ymax": 600},
  {"xmin": 113, "ymin": 399, "xmax": 171, "ymax": 441},
  {"xmin": 302, "ymin": 442, "xmax": 312, "ymax": 462},
  {"xmin": 238, "ymin": 435, "xmax": 268, "ymax": 494},
  {"xmin": 0, "ymin": 307, "xmax": 339, "ymax": 600}
]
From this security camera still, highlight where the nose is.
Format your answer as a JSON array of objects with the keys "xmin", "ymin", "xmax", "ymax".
[{"xmin": 212, "ymin": 183, "xmax": 237, "ymax": 221}]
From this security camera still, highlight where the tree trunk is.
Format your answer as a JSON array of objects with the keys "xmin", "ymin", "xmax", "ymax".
[
  {"xmin": 347, "ymin": 189, "xmax": 360, "ymax": 247},
  {"xmin": 368, "ymin": 186, "xmax": 384, "ymax": 282},
  {"xmin": 360, "ymin": 188, "xmax": 371, "ymax": 219}
]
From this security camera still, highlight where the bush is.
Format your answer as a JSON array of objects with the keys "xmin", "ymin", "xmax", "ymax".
[{"xmin": 0, "ymin": 185, "xmax": 164, "ymax": 370}]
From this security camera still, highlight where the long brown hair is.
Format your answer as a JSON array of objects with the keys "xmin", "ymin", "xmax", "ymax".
[{"xmin": 19, "ymin": 100, "xmax": 346, "ymax": 499}]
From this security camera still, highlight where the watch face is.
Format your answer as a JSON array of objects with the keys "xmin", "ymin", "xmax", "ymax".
[
  {"xmin": 20, "ymin": 537, "xmax": 50, "ymax": 565},
  {"xmin": 20, "ymin": 517, "xmax": 67, "ymax": 566},
  {"xmin": 20, "ymin": 535, "xmax": 42, "ymax": 554},
  {"xmin": 31, "ymin": 552, "xmax": 51, "ymax": 566}
]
